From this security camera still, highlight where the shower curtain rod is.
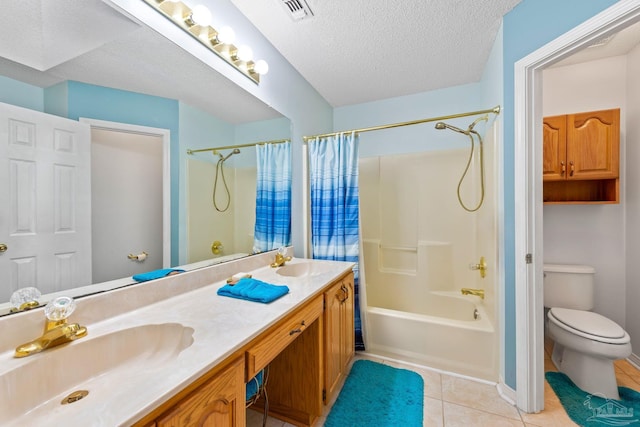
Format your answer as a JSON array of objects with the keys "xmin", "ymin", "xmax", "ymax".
[
  {"xmin": 302, "ymin": 105, "xmax": 501, "ymax": 142},
  {"xmin": 186, "ymin": 138, "xmax": 290, "ymax": 155}
]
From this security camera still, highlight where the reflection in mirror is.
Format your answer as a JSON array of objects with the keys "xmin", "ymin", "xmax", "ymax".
[
  {"xmin": 0, "ymin": 0, "xmax": 291, "ymax": 315},
  {"xmin": 186, "ymin": 139, "xmax": 292, "ymax": 264}
]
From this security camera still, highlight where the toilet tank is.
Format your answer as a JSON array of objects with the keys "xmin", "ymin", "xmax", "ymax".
[{"xmin": 543, "ymin": 263, "xmax": 595, "ymax": 310}]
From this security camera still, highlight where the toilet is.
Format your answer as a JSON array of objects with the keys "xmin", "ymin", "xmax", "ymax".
[{"xmin": 544, "ymin": 263, "xmax": 631, "ymax": 399}]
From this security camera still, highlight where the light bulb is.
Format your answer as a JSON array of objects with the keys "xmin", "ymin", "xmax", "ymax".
[
  {"xmin": 190, "ymin": 5, "xmax": 212, "ymax": 26},
  {"xmin": 236, "ymin": 45, "xmax": 253, "ymax": 61},
  {"xmin": 217, "ymin": 26, "xmax": 235, "ymax": 44},
  {"xmin": 254, "ymin": 59, "xmax": 269, "ymax": 75}
]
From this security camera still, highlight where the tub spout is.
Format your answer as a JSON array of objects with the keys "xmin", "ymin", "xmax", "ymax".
[{"xmin": 461, "ymin": 288, "xmax": 485, "ymax": 300}]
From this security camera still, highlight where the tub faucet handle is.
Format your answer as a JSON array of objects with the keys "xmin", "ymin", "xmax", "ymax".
[{"xmin": 469, "ymin": 256, "xmax": 487, "ymax": 278}]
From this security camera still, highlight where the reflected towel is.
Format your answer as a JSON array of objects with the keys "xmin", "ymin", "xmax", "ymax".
[
  {"xmin": 217, "ymin": 278, "xmax": 289, "ymax": 303},
  {"xmin": 132, "ymin": 268, "xmax": 184, "ymax": 282}
]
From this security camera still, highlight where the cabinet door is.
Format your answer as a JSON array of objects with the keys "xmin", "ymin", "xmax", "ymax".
[
  {"xmin": 542, "ymin": 115, "xmax": 567, "ymax": 181},
  {"xmin": 567, "ymin": 109, "xmax": 619, "ymax": 180},
  {"xmin": 341, "ymin": 275, "xmax": 355, "ymax": 373},
  {"xmin": 157, "ymin": 357, "xmax": 245, "ymax": 427},
  {"xmin": 324, "ymin": 280, "xmax": 344, "ymax": 402}
]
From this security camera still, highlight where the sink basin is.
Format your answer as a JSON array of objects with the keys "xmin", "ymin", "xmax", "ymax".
[
  {"xmin": 0, "ymin": 323, "xmax": 194, "ymax": 424},
  {"xmin": 276, "ymin": 262, "xmax": 333, "ymax": 277}
]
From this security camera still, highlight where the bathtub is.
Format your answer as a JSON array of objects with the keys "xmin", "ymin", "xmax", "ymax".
[{"xmin": 365, "ymin": 291, "xmax": 497, "ymax": 380}]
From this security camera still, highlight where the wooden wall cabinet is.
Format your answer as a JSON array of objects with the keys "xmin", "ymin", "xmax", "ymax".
[
  {"xmin": 324, "ymin": 272, "xmax": 355, "ymax": 404},
  {"xmin": 543, "ymin": 108, "xmax": 620, "ymax": 204}
]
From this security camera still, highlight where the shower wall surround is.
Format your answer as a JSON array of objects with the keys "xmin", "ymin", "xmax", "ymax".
[{"xmin": 359, "ymin": 123, "xmax": 499, "ymax": 379}]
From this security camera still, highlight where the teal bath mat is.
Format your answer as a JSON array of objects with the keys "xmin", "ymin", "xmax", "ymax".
[
  {"xmin": 325, "ymin": 359, "xmax": 424, "ymax": 427},
  {"xmin": 546, "ymin": 371, "xmax": 640, "ymax": 426}
]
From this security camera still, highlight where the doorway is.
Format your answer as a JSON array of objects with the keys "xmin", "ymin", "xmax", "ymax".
[
  {"xmin": 514, "ymin": 1, "xmax": 640, "ymax": 413},
  {"xmin": 80, "ymin": 118, "xmax": 171, "ymax": 282}
]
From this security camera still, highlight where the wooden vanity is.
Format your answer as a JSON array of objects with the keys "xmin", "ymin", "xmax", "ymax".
[{"xmin": 133, "ymin": 269, "xmax": 355, "ymax": 427}]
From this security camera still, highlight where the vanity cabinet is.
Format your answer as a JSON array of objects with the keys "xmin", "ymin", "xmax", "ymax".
[
  {"xmin": 324, "ymin": 272, "xmax": 355, "ymax": 404},
  {"xmin": 155, "ymin": 356, "xmax": 245, "ymax": 427},
  {"xmin": 543, "ymin": 108, "xmax": 620, "ymax": 204}
]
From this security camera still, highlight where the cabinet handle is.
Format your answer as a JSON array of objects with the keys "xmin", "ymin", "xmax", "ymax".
[
  {"xmin": 341, "ymin": 284, "xmax": 349, "ymax": 300},
  {"xmin": 289, "ymin": 320, "xmax": 305, "ymax": 336},
  {"xmin": 560, "ymin": 161, "xmax": 565, "ymax": 176},
  {"xmin": 569, "ymin": 161, "xmax": 574, "ymax": 177}
]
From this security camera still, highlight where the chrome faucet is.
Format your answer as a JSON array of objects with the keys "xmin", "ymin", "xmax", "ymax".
[
  {"xmin": 461, "ymin": 288, "xmax": 485, "ymax": 300},
  {"xmin": 14, "ymin": 296, "xmax": 87, "ymax": 358},
  {"xmin": 271, "ymin": 247, "xmax": 292, "ymax": 268}
]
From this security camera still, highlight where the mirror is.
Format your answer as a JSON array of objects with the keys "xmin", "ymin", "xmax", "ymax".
[{"xmin": 0, "ymin": 0, "xmax": 291, "ymax": 315}]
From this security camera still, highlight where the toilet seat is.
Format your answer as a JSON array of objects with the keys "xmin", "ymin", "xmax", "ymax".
[{"xmin": 548, "ymin": 307, "xmax": 630, "ymax": 345}]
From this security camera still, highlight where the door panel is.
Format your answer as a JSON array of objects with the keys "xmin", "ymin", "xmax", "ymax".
[{"xmin": 0, "ymin": 102, "xmax": 91, "ymax": 301}]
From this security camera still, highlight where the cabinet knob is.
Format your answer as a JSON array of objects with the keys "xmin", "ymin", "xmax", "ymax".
[
  {"xmin": 569, "ymin": 161, "xmax": 574, "ymax": 177},
  {"xmin": 560, "ymin": 161, "xmax": 565, "ymax": 176}
]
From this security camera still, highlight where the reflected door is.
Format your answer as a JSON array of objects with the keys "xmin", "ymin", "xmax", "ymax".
[{"xmin": 0, "ymin": 102, "xmax": 92, "ymax": 301}]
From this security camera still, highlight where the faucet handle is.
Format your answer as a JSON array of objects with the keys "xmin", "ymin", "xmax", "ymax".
[
  {"xmin": 10, "ymin": 287, "xmax": 42, "ymax": 312},
  {"xmin": 44, "ymin": 296, "xmax": 77, "ymax": 321}
]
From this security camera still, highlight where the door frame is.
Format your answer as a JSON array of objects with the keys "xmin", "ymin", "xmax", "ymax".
[
  {"xmin": 514, "ymin": 0, "xmax": 640, "ymax": 413},
  {"xmin": 79, "ymin": 118, "xmax": 171, "ymax": 267}
]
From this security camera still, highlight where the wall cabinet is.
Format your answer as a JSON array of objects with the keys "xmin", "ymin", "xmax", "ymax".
[
  {"xmin": 543, "ymin": 108, "xmax": 620, "ymax": 204},
  {"xmin": 324, "ymin": 272, "xmax": 355, "ymax": 404},
  {"xmin": 156, "ymin": 357, "xmax": 245, "ymax": 427}
]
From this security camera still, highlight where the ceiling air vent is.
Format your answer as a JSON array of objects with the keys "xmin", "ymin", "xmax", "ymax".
[{"xmin": 279, "ymin": 0, "xmax": 314, "ymax": 21}]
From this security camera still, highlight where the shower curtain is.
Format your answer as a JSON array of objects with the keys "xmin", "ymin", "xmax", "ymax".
[
  {"xmin": 308, "ymin": 132, "xmax": 364, "ymax": 350},
  {"xmin": 253, "ymin": 142, "xmax": 291, "ymax": 253}
]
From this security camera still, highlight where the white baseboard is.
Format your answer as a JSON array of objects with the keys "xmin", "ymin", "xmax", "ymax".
[
  {"xmin": 497, "ymin": 377, "xmax": 517, "ymax": 406},
  {"xmin": 628, "ymin": 353, "xmax": 640, "ymax": 370}
]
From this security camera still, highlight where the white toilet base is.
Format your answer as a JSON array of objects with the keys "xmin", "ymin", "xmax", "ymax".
[{"xmin": 552, "ymin": 343, "xmax": 620, "ymax": 400}]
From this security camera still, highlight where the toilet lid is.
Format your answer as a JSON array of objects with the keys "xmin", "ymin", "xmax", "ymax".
[{"xmin": 549, "ymin": 308, "xmax": 628, "ymax": 342}]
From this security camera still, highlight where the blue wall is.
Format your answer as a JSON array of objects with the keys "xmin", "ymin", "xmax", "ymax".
[
  {"xmin": 0, "ymin": 75, "xmax": 44, "ymax": 111},
  {"xmin": 501, "ymin": 0, "xmax": 618, "ymax": 389}
]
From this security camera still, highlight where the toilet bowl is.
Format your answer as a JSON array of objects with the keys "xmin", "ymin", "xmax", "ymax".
[
  {"xmin": 547, "ymin": 307, "xmax": 631, "ymax": 399},
  {"xmin": 544, "ymin": 263, "xmax": 632, "ymax": 399}
]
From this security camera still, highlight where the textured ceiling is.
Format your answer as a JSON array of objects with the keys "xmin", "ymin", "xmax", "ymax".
[
  {"xmin": 3, "ymin": 0, "xmax": 639, "ymax": 123},
  {"xmin": 230, "ymin": 0, "xmax": 522, "ymax": 107}
]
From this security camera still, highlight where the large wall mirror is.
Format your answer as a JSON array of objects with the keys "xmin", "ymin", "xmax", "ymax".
[{"xmin": 0, "ymin": 0, "xmax": 291, "ymax": 315}]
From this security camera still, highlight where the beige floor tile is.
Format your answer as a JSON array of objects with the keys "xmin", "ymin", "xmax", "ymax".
[
  {"xmin": 520, "ymin": 376, "xmax": 578, "ymax": 426},
  {"xmin": 384, "ymin": 360, "xmax": 443, "ymax": 400},
  {"xmin": 443, "ymin": 402, "xmax": 525, "ymax": 427},
  {"xmin": 441, "ymin": 375, "xmax": 521, "ymax": 420},
  {"xmin": 424, "ymin": 396, "xmax": 444, "ymax": 427}
]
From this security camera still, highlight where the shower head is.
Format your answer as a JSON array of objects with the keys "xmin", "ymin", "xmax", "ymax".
[
  {"xmin": 221, "ymin": 148, "xmax": 241, "ymax": 161},
  {"xmin": 434, "ymin": 122, "xmax": 468, "ymax": 135}
]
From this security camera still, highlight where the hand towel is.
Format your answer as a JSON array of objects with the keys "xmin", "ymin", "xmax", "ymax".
[
  {"xmin": 217, "ymin": 277, "xmax": 289, "ymax": 303},
  {"xmin": 133, "ymin": 268, "xmax": 184, "ymax": 282}
]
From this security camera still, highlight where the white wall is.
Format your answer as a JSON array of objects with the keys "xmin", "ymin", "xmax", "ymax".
[
  {"xmin": 542, "ymin": 55, "xmax": 627, "ymax": 326},
  {"xmin": 626, "ymin": 44, "xmax": 640, "ymax": 355}
]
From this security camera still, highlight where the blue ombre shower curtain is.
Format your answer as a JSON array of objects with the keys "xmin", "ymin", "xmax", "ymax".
[
  {"xmin": 308, "ymin": 132, "xmax": 364, "ymax": 350},
  {"xmin": 253, "ymin": 142, "xmax": 291, "ymax": 253}
]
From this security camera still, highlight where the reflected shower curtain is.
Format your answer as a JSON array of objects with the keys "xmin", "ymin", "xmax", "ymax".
[
  {"xmin": 308, "ymin": 132, "xmax": 364, "ymax": 350},
  {"xmin": 253, "ymin": 142, "xmax": 291, "ymax": 253}
]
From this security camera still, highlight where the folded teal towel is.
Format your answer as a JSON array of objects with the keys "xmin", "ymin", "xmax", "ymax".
[
  {"xmin": 133, "ymin": 268, "xmax": 184, "ymax": 282},
  {"xmin": 217, "ymin": 278, "xmax": 289, "ymax": 303}
]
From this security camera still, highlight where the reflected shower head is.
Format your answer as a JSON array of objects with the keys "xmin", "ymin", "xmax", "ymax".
[{"xmin": 435, "ymin": 122, "xmax": 468, "ymax": 135}]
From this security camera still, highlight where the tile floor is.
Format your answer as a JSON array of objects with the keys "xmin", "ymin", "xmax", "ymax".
[{"xmin": 246, "ymin": 341, "xmax": 640, "ymax": 427}]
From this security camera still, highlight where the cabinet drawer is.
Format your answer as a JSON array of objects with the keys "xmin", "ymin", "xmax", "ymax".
[{"xmin": 246, "ymin": 296, "xmax": 323, "ymax": 380}]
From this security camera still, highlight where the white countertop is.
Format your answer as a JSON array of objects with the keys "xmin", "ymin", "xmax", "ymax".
[{"xmin": 0, "ymin": 255, "xmax": 353, "ymax": 426}]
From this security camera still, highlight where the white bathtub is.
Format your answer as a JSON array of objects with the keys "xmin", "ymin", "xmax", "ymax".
[{"xmin": 365, "ymin": 291, "xmax": 497, "ymax": 381}]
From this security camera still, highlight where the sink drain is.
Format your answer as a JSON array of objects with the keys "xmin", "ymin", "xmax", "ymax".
[{"xmin": 61, "ymin": 390, "xmax": 89, "ymax": 405}]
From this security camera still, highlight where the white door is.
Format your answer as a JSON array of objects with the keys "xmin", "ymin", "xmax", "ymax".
[
  {"xmin": 90, "ymin": 128, "xmax": 163, "ymax": 282},
  {"xmin": 0, "ymin": 102, "xmax": 91, "ymax": 301}
]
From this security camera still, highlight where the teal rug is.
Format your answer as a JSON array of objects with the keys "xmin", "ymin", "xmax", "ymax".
[
  {"xmin": 325, "ymin": 359, "xmax": 424, "ymax": 427},
  {"xmin": 546, "ymin": 372, "xmax": 640, "ymax": 426}
]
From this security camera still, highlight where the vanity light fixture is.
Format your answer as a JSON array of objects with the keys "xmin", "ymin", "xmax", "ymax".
[{"xmin": 143, "ymin": 0, "xmax": 269, "ymax": 84}]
